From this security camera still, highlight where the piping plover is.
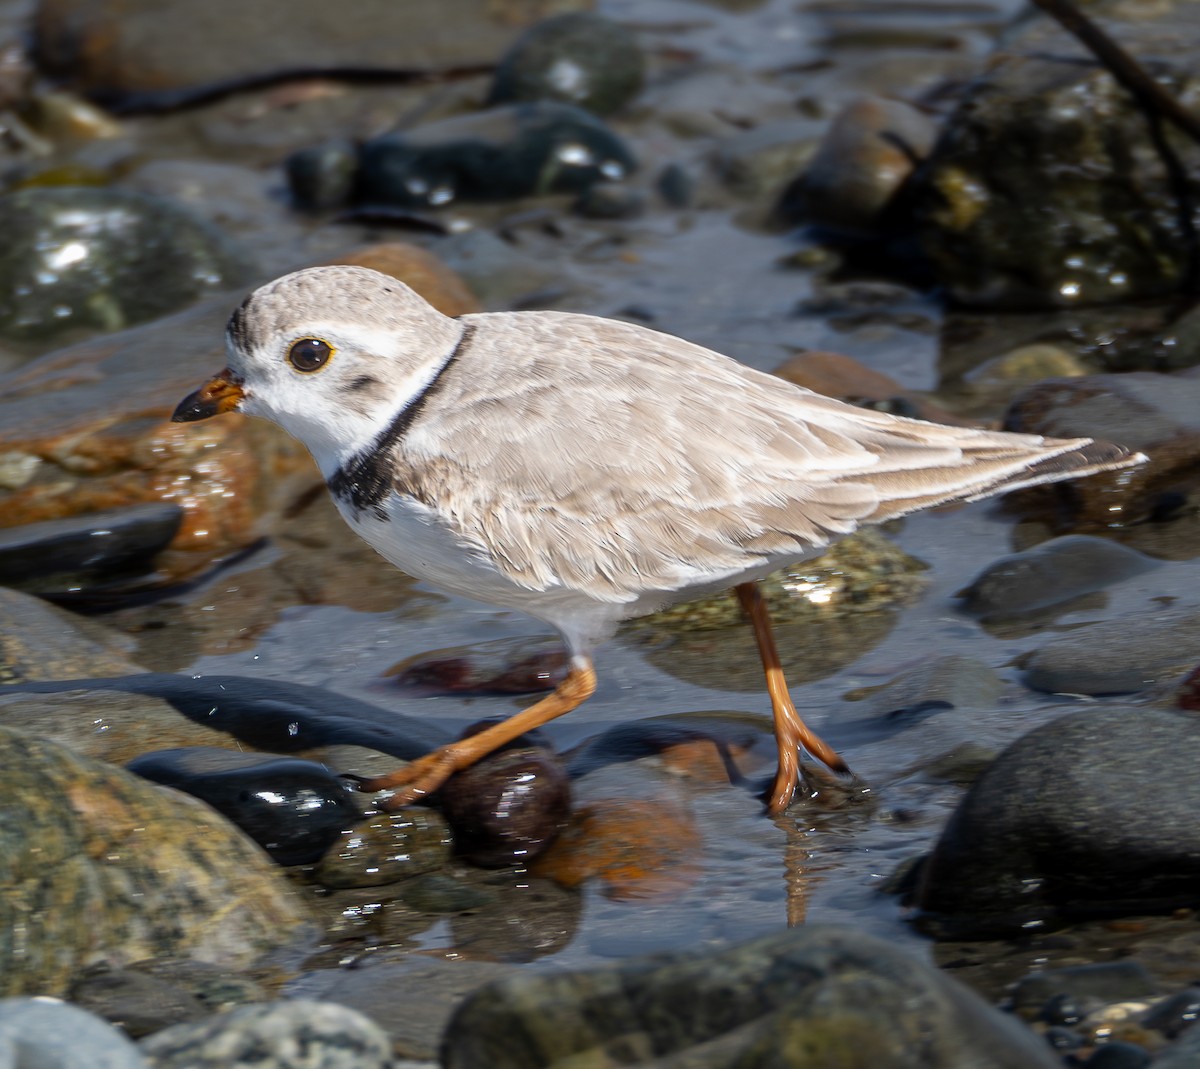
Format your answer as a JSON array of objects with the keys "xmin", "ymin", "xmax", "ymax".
[{"xmin": 173, "ymin": 266, "xmax": 1146, "ymax": 815}]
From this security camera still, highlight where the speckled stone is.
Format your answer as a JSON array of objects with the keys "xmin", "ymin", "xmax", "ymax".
[
  {"xmin": 138, "ymin": 1000, "xmax": 392, "ymax": 1069},
  {"xmin": 442, "ymin": 925, "xmax": 1060, "ymax": 1068},
  {"xmin": 0, "ymin": 726, "xmax": 310, "ymax": 996}
]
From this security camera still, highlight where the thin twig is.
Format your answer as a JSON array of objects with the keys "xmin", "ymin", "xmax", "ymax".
[{"xmin": 1029, "ymin": 0, "xmax": 1200, "ymax": 147}]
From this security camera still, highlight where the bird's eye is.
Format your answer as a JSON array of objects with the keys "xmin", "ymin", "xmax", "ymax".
[{"xmin": 287, "ymin": 337, "xmax": 333, "ymax": 373}]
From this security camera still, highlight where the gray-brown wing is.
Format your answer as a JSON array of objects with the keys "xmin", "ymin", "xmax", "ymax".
[{"xmin": 394, "ymin": 311, "xmax": 1138, "ymax": 603}]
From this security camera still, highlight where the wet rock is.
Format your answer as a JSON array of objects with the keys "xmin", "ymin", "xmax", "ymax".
[
  {"xmin": 531, "ymin": 797, "xmax": 703, "ymax": 900},
  {"xmin": 387, "ymin": 635, "xmax": 566, "ymax": 694},
  {"xmin": 1019, "ymin": 605, "xmax": 1200, "ymax": 695},
  {"xmin": 399, "ymin": 872, "xmax": 493, "ymax": 913},
  {"xmin": 714, "ymin": 120, "xmax": 817, "ymax": 203},
  {"xmin": 848, "ymin": 654, "xmax": 1004, "ymax": 718},
  {"xmin": 914, "ymin": 707, "xmax": 1200, "ymax": 937},
  {"xmin": 633, "ymin": 528, "xmax": 926, "ymax": 693},
  {"xmin": 0, "ymin": 689, "xmax": 238, "ymax": 765},
  {"xmin": 1011, "ymin": 961, "xmax": 1159, "ymax": 1019},
  {"xmin": 313, "ymin": 807, "xmax": 453, "ymax": 888},
  {"xmin": 489, "ymin": 13, "xmax": 645, "ymax": 117},
  {"xmin": 0, "ymin": 725, "xmax": 310, "ymax": 996},
  {"xmin": 35, "ymin": 0, "xmax": 587, "ymax": 111},
  {"xmin": 0, "ymin": 187, "xmax": 247, "ymax": 343},
  {"xmin": 914, "ymin": 4, "xmax": 1200, "ymax": 307},
  {"xmin": 0, "ymin": 241, "xmax": 471, "ymax": 584},
  {"xmin": 285, "ymin": 138, "xmax": 358, "ymax": 212},
  {"xmin": 70, "ymin": 968, "xmax": 209, "ymax": 1038},
  {"xmin": 442, "ymin": 924, "xmax": 1060, "ymax": 1068},
  {"xmin": 957, "ymin": 536, "xmax": 1159, "ymax": 620},
  {"xmin": 438, "ymin": 744, "xmax": 571, "ymax": 868},
  {"xmin": 773, "ymin": 350, "xmax": 972, "ymax": 426},
  {"xmin": 355, "ymin": 102, "xmax": 636, "ymax": 209},
  {"xmin": 1003, "ymin": 371, "xmax": 1200, "ymax": 527},
  {"xmin": 447, "ymin": 872, "xmax": 580, "ymax": 961},
  {"xmin": 138, "ymin": 1000, "xmax": 391, "ymax": 1069},
  {"xmin": 128, "ymin": 748, "xmax": 363, "ymax": 866},
  {"xmin": 0, "ymin": 586, "xmax": 141, "ymax": 683},
  {"xmin": 572, "ymin": 182, "xmax": 644, "ymax": 220},
  {"xmin": 0, "ymin": 297, "xmax": 311, "ymax": 584},
  {"xmin": 780, "ymin": 96, "xmax": 937, "ymax": 233},
  {"xmin": 964, "ymin": 342, "xmax": 1090, "ymax": 392},
  {"xmin": 294, "ymin": 956, "xmax": 515, "ymax": 1064},
  {"xmin": 1142, "ymin": 986, "xmax": 1200, "ymax": 1039},
  {"xmin": 0, "ymin": 998, "xmax": 146, "ymax": 1068},
  {"xmin": 0, "ymin": 502, "xmax": 183, "ymax": 602}
]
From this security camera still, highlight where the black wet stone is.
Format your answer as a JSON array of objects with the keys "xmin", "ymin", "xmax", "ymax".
[
  {"xmin": 355, "ymin": 102, "xmax": 636, "ymax": 209},
  {"xmin": 914, "ymin": 708, "xmax": 1200, "ymax": 937},
  {"xmin": 127, "ymin": 747, "xmax": 362, "ymax": 866},
  {"xmin": 0, "ymin": 187, "xmax": 248, "ymax": 342},
  {"xmin": 0, "ymin": 503, "xmax": 183, "ymax": 599},
  {"xmin": 438, "ymin": 745, "xmax": 571, "ymax": 868},
  {"xmin": 69, "ymin": 968, "xmax": 208, "ymax": 1038},
  {"xmin": 285, "ymin": 138, "xmax": 359, "ymax": 211},
  {"xmin": 957, "ymin": 536, "xmax": 1158, "ymax": 620},
  {"xmin": 488, "ymin": 13, "xmax": 644, "ymax": 117}
]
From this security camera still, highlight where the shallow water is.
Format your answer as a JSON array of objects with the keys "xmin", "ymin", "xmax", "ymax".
[{"xmin": 6, "ymin": 0, "xmax": 1200, "ymax": 1023}]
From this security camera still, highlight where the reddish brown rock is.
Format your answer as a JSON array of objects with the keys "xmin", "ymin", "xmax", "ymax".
[
  {"xmin": 1003, "ymin": 371, "xmax": 1200, "ymax": 527},
  {"xmin": 773, "ymin": 351, "xmax": 973, "ymax": 427},
  {"xmin": 531, "ymin": 798, "xmax": 702, "ymax": 900}
]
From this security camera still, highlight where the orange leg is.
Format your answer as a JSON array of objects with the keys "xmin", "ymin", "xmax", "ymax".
[
  {"xmin": 735, "ymin": 582, "xmax": 849, "ymax": 815},
  {"xmin": 357, "ymin": 658, "xmax": 597, "ymax": 809}
]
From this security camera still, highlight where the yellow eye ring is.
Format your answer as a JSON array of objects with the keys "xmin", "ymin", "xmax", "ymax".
[{"xmin": 287, "ymin": 337, "xmax": 334, "ymax": 373}]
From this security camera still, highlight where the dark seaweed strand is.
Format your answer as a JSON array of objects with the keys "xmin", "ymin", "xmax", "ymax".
[{"xmin": 329, "ymin": 323, "xmax": 476, "ymax": 519}]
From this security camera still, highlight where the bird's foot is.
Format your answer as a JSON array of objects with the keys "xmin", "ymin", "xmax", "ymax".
[{"xmin": 349, "ymin": 746, "xmax": 463, "ymax": 809}]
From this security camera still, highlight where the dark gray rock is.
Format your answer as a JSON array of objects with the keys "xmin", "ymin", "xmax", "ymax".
[
  {"xmin": 489, "ymin": 13, "xmax": 644, "ymax": 117},
  {"xmin": 915, "ymin": 708, "xmax": 1200, "ymax": 936},
  {"xmin": 1020, "ymin": 606, "xmax": 1200, "ymax": 695},
  {"xmin": 854, "ymin": 654, "xmax": 1003, "ymax": 718},
  {"xmin": 1141, "ymin": 986, "xmax": 1200, "ymax": 1040},
  {"xmin": 138, "ymin": 1000, "xmax": 391, "ymax": 1069},
  {"xmin": 0, "ymin": 188, "xmax": 247, "ymax": 343},
  {"xmin": 356, "ymin": 102, "xmax": 636, "ymax": 209},
  {"xmin": 957, "ymin": 535, "xmax": 1158, "ymax": 619},
  {"xmin": 442, "ymin": 925, "xmax": 1059, "ymax": 1068},
  {"xmin": 914, "ymin": 4, "xmax": 1200, "ymax": 307}
]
